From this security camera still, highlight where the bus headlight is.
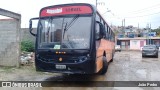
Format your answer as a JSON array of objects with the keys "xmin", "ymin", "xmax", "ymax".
[
  {"xmin": 74, "ymin": 56, "xmax": 88, "ymax": 63},
  {"xmin": 80, "ymin": 56, "xmax": 87, "ymax": 61}
]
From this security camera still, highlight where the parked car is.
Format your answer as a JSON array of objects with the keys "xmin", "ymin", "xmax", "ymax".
[
  {"xmin": 155, "ymin": 45, "xmax": 160, "ymax": 50},
  {"xmin": 115, "ymin": 45, "xmax": 121, "ymax": 52},
  {"xmin": 142, "ymin": 45, "xmax": 159, "ymax": 58},
  {"xmin": 149, "ymin": 44, "xmax": 159, "ymax": 49}
]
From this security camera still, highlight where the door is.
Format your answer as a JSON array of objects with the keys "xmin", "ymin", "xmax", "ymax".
[{"xmin": 140, "ymin": 40, "xmax": 144, "ymax": 47}]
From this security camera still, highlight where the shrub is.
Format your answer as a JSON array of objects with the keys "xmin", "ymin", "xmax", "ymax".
[{"xmin": 21, "ymin": 40, "xmax": 34, "ymax": 52}]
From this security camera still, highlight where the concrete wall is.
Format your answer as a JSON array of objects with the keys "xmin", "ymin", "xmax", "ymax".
[
  {"xmin": 0, "ymin": 8, "xmax": 21, "ymax": 67},
  {"xmin": 0, "ymin": 19, "xmax": 20, "ymax": 66},
  {"xmin": 21, "ymin": 28, "xmax": 36, "ymax": 44}
]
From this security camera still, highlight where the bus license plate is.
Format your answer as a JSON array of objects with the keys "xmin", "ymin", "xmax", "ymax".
[{"xmin": 55, "ymin": 65, "xmax": 66, "ymax": 69}]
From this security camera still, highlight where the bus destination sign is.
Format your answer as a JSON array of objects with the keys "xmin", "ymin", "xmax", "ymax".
[{"xmin": 40, "ymin": 6, "xmax": 92, "ymax": 17}]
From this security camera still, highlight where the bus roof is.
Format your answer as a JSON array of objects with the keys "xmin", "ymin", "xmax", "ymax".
[{"xmin": 40, "ymin": 3, "xmax": 96, "ymax": 17}]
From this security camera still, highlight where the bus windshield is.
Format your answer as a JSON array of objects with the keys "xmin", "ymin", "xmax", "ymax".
[{"xmin": 38, "ymin": 16, "xmax": 92, "ymax": 49}]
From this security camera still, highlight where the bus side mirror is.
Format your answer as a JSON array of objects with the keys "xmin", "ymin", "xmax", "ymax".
[
  {"xmin": 96, "ymin": 21, "xmax": 106, "ymax": 40},
  {"xmin": 29, "ymin": 18, "xmax": 39, "ymax": 36},
  {"xmin": 29, "ymin": 20, "xmax": 36, "ymax": 36}
]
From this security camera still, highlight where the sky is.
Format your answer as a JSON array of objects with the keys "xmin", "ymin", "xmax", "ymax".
[{"xmin": 0, "ymin": 0, "xmax": 160, "ymax": 29}]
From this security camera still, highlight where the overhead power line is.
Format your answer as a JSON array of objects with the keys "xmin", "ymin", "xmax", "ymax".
[
  {"xmin": 127, "ymin": 3, "xmax": 160, "ymax": 14},
  {"xmin": 125, "ymin": 11, "xmax": 160, "ymax": 18}
]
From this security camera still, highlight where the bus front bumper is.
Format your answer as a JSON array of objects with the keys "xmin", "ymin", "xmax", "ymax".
[{"xmin": 35, "ymin": 58, "xmax": 95, "ymax": 74}]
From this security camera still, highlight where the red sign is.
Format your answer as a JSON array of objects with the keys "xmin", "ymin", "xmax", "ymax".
[{"xmin": 40, "ymin": 6, "xmax": 92, "ymax": 17}]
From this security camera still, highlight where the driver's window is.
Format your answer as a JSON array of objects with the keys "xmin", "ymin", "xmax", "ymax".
[
  {"xmin": 96, "ymin": 14, "xmax": 100, "ymax": 40},
  {"xmin": 96, "ymin": 23, "xmax": 100, "ymax": 40}
]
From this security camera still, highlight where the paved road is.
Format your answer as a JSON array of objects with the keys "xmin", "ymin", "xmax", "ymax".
[{"xmin": 106, "ymin": 51, "xmax": 160, "ymax": 81}]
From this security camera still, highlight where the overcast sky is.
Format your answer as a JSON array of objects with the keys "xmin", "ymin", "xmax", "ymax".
[{"xmin": 0, "ymin": 0, "xmax": 160, "ymax": 29}]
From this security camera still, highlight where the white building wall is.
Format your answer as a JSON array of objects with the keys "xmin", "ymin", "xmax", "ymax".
[{"xmin": 130, "ymin": 40, "xmax": 146, "ymax": 50}]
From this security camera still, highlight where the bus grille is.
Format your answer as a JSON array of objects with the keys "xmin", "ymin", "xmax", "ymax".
[{"xmin": 38, "ymin": 55, "xmax": 79, "ymax": 63}]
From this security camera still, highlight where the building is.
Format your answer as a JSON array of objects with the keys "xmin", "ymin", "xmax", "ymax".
[{"xmin": 117, "ymin": 37, "xmax": 160, "ymax": 50}]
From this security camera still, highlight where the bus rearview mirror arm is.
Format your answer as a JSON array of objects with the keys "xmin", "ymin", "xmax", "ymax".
[{"xmin": 29, "ymin": 18, "xmax": 38, "ymax": 36}]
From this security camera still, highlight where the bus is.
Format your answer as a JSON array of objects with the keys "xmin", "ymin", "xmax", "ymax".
[{"xmin": 29, "ymin": 3, "xmax": 115, "ymax": 74}]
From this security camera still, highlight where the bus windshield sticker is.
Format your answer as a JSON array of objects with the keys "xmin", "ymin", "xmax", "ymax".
[{"xmin": 54, "ymin": 45, "xmax": 61, "ymax": 49}]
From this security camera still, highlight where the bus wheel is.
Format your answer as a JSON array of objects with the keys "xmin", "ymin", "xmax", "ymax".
[
  {"xmin": 98, "ymin": 56, "xmax": 108, "ymax": 75},
  {"xmin": 110, "ymin": 59, "xmax": 113, "ymax": 62},
  {"xmin": 110, "ymin": 54, "xmax": 114, "ymax": 62}
]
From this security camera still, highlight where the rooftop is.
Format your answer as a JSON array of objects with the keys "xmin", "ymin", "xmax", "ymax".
[{"xmin": 118, "ymin": 37, "xmax": 160, "ymax": 40}]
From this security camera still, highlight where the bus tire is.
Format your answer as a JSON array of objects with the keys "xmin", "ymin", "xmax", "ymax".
[
  {"xmin": 110, "ymin": 59, "xmax": 113, "ymax": 62},
  {"xmin": 110, "ymin": 54, "xmax": 114, "ymax": 62},
  {"xmin": 98, "ymin": 56, "xmax": 108, "ymax": 75}
]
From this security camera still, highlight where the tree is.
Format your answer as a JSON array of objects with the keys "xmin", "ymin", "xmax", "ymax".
[{"xmin": 152, "ymin": 27, "xmax": 160, "ymax": 37}]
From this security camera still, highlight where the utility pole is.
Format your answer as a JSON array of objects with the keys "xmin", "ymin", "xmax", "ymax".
[
  {"xmin": 124, "ymin": 19, "xmax": 125, "ymax": 28},
  {"xmin": 146, "ymin": 23, "xmax": 149, "ymax": 45},
  {"xmin": 96, "ymin": 0, "xmax": 105, "ymax": 8},
  {"xmin": 138, "ymin": 23, "xmax": 139, "ymax": 35},
  {"xmin": 96, "ymin": 0, "xmax": 97, "ymax": 8},
  {"xmin": 149, "ymin": 23, "xmax": 151, "ymax": 45},
  {"xmin": 122, "ymin": 19, "xmax": 124, "ymax": 37},
  {"xmin": 122, "ymin": 19, "xmax": 124, "ymax": 28},
  {"xmin": 122, "ymin": 19, "xmax": 125, "ymax": 37}
]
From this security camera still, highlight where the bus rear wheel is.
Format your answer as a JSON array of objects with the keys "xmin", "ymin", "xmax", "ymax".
[{"xmin": 98, "ymin": 56, "xmax": 108, "ymax": 75}]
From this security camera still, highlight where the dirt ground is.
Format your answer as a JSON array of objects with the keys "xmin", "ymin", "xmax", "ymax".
[{"xmin": 0, "ymin": 65, "xmax": 59, "ymax": 81}]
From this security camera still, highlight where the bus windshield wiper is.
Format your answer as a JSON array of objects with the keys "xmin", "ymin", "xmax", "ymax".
[
  {"xmin": 63, "ymin": 23, "xmax": 68, "ymax": 39},
  {"xmin": 63, "ymin": 15, "xmax": 79, "ymax": 39},
  {"xmin": 46, "ymin": 18, "xmax": 52, "ymax": 42}
]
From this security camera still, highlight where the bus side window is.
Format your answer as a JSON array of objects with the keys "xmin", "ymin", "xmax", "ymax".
[
  {"xmin": 96, "ymin": 13, "xmax": 101, "ymax": 40},
  {"xmin": 105, "ymin": 25, "xmax": 108, "ymax": 40},
  {"xmin": 112, "ymin": 32, "xmax": 114, "ymax": 42},
  {"xmin": 96, "ymin": 14, "xmax": 100, "ymax": 22},
  {"xmin": 96, "ymin": 23, "xmax": 100, "ymax": 40},
  {"xmin": 113, "ymin": 34, "xmax": 115, "ymax": 42},
  {"xmin": 108, "ymin": 27, "xmax": 111, "ymax": 41},
  {"xmin": 111, "ymin": 32, "xmax": 113, "ymax": 42},
  {"xmin": 108, "ymin": 27, "xmax": 110, "ymax": 40}
]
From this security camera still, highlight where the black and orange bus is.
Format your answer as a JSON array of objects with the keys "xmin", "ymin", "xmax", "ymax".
[{"xmin": 29, "ymin": 3, "xmax": 115, "ymax": 74}]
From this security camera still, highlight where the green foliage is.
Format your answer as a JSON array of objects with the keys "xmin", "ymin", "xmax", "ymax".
[
  {"xmin": 21, "ymin": 40, "xmax": 34, "ymax": 52},
  {"xmin": 152, "ymin": 27, "xmax": 160, "ymax": 37}
]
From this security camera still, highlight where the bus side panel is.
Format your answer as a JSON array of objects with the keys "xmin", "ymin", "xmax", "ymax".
[
  {"xmin": 95, "ymin": 40, "xmax": 103, "ymax": 73},
  {"xmin": 95, "ymin": 38, "xmax": 113, "ymax": 73},
  {"xmin": 100, "ymin": 39, "xmax": 112, "ymax": 62},
  {"xmin": 111, "ymin": 42, "xmax": 115, "ymax": 58}
]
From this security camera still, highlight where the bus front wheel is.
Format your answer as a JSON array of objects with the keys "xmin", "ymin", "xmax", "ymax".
[{"xmin": 98, "ymin": 56, "xmax": 108, "ymax": 75}]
